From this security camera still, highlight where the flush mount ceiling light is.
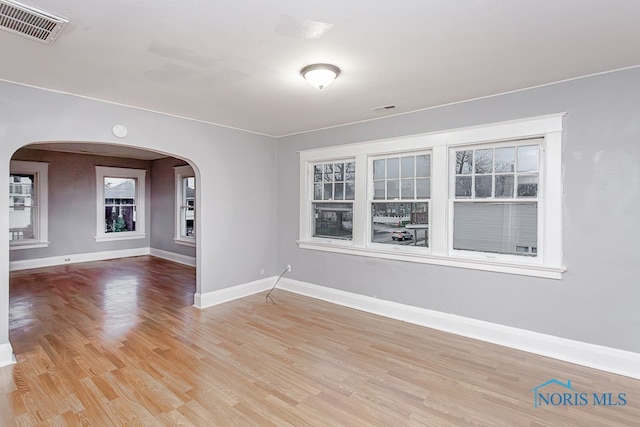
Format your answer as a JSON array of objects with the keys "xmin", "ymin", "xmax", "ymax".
[{"xmin": 300, "ymin": 63, "xmax": 340, "ymax": 89}]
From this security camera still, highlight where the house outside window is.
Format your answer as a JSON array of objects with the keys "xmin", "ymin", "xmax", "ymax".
[
  {"xmin": 298, "ymin": 114, "xmax": 565, "ymax": 279},
  {"xmin": 174, "ymin": 165, "xmax": 196, "ymax": 246},
  {"xmin": 9, "ymin": 160, "xmax": 49, "ymax": 249},
  {"xmin": 95, "ymin": 166, "xmax": 146, "ymax": 242}
]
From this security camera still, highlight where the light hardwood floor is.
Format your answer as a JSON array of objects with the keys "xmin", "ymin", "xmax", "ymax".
[{"xmin": 2, "ymin": 256, "xmax": 639, "ymax": 426}]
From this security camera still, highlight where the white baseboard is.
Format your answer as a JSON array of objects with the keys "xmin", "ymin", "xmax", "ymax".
[
  {"xmin": 0, "ymin": 343, "xmax": 15, "ymax": 368},
  {"xmin": 194, "ymin": 277, "xmax": 275, "ymax": 309},
  {"xmin": 9, "ymin": 247, "xmax": 151, "ymax": 271},
  {"xmin": 150, "ymin": 248, "xmax": 196, "ymax": 267},
  {"xmin": 275, "ymin": 278, "xmax": 640, "ymax": 380}
]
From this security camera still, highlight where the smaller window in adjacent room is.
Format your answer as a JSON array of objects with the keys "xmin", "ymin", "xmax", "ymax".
[
  {"xmin": 95, "ymin": 166, "xmax": 146, "ymax": 242},
  {"xmin": 174, "ymin": 165, "xmax": 196, "ymax": 246},
  {"xmin": 9, "ymin": 160, "xmax": 49, "ymax": 249},
  {"xmin": 370, "ymin": 153, "xmax": 431, "ymax": 248},
  {"xmin": 311, "ymin": 160, "xmax": 355, "ymax": 240}
]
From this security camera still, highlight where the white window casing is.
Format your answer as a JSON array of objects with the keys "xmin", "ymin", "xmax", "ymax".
[
  {"xmin": 9, "ymin": 160, "xmax": 49, "ymax": 250},
  {"xmin": 95, "ymin": 166, "xmax": 146, "ymax": 242},
  {"xmin": 298, "ymin": 114, "xmax": 566, "ymax": 279},
  {"xmin": 174, "ymin": 165, "xmax": 196, "ymax": 247}
]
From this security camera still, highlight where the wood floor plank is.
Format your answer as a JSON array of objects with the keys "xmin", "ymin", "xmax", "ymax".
[{"xmin": 2, "ymin": 255, "xmax": 639, "ymax": 426}]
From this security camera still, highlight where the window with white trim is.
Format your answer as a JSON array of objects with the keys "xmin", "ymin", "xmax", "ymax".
[
  {"xmin": 174, "ymin": 165, "xmax": 196, "ymax": 246},
  {"xmin": 299, "ymin": 114, "xmax": 565, "ymax": 279},
  {"xmin": 370, "ymin": 153, "xmax": 431, "ymax": 247},
  {"xmin": 451, "ymin": 140, "xmax": 541, "ymax": 257},
  {"xmin": 311, "ymin": 160, "xmax": 355, "ymax": 240},
  {"xmin": 95, "ymin": 166, "xmax": 146, "ymax": 242},
  {"xmin": 9, "ymin": 160, "xmax": 48, "ymax": 250}
]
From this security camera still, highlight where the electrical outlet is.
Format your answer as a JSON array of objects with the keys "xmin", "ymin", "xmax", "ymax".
[
  {"xmin": 286, "ymin": 264, "xmax": 291, "ymax": 273},
  {"xmin": 64, "ymin": 258, "xmax": 71, "ymax": 262},
  {"xmin": 260, "ymin": 268, "xmax": 265, "ymax": 275}
]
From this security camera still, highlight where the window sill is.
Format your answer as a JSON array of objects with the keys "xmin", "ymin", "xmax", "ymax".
[
  {"xmin": 95, "ymin": 233, "xmax": 147, "ymax": 242},
  {"xmin": 298, "ymin": 240, "xmax": 566, "ymax": 279},
  {"xmin": 10, "ymin": 241, "xmax": 50, "ymax": 250},
  {"xmin": 173, "ymin": 238, "xmax": 196, "ymax": 247}
]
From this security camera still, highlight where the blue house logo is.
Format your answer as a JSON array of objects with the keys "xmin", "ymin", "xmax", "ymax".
[{"xmin": 530, "ymin": 379, "xmax": 627, "ymax": 408}]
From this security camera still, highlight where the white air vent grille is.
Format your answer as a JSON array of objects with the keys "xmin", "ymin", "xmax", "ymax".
[{"xmin": 0, "ymin": 0, "xmax": 68, "ymax": 44}]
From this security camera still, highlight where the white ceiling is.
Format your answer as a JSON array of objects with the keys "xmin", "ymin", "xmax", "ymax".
[{"xmin": 2, "ymin": 0, "xmax": 640, "ymax": 138}]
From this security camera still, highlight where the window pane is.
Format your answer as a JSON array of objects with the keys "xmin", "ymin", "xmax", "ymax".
[
  {"xmin": 453, "ymin": 202, "xmax": 537, "ymax": 256},
  {"xmin": 475, "ymin": 175, "xmax": 492, "ymax": 198},
  {"xmin": 323, "ymin": 183, "xmax": 333, "ymax": 200},
  {"xmin": 345, "ymin": 182, "xmax": 355, "ymax": 200},
  {"xmin": 386, "ymin": 158, "xmax": 399, "ymax": 179},
  {"xmin": 517, "ymin": 174, "xmax": 538, "ymax": 197},
  {"xmin": 323, "ymin": 164, "xmax": 333, "ymax": 182},
  {"xmin": 373, "ymin": 159, "xmax": 385, "ymax": 180},
  {"xmin": 334, "ymin": 163, "xmax": 344, "ymax": 182},
  {"xmin": 313, "ymin": 202, "xmax": 353, "ymax": 239},
  {"xmin": 416, "ymin": 178, "xmax": 431, "ymax": 198},
  {"xmin": 314, "ymin": 165, "xmax": 323, "ymax": 182},
  {"xmin": 517, "ymin": 145, "xmax": 539, "ymax": 172},
  {"xmin": 371, "ymin": 202, "xmax": 428, "ymax": 247},
  {"xmin": 334, "ymin": 182, "xmax": 344, "ymax": 200},
  {"xmin": 373, "ymin": 181, "xmax": 385, "ymax": 200},
  {"xmin": 495, "ymin": 147, "xmax": 515, "ymax": 172},
  {"xmin": 105, "ymin": 205, "xmax": 137, "ymax": 233},
  {"xmin": 105, "ymin": 177, "xmax": 135, "ymax": 198},
  {"xmin": 495, "ymin": 175, "xmax": 514, "ymax": 198},
  {"xmin": 455, "ymin": 176, "xmax": 472, "ymax": 198},
  {"xmin": 387, "ymin": 180, "xmax": 399, "ymax": 199},
  {"xmin": 401, "ymin": 179, "xmax": 414, "ymax": 199},
  {"xmin": 456, "ymin": 151, "xmax": 473, "ymax": 174},
  {"xmin": 416, "ymin": 155, "xmax": 431, "ymax": 177},
  {"xmin": 401, "ymin": 156, "xmax": 414, "ymax": 178},
  {"xmin": 9, "ymin": 174, "xmax": 36, "ymax": 241},
  {"xmin": 474, "ymin": 149, "xmax": 493, "ymax": 174},
  {"xmin": 345, "ymin": 162, "xmax": 356, "ymax": 181},
  {"xmin": 314, "ymin": 183, "xmax": 322, "ymax": 200}
]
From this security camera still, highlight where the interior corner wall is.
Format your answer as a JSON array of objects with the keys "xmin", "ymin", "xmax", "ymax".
[
  {"xmin": 149, "ymin": 157, "xmax": 196, "ymax": 259},
  {"xmin": 0, "ymin": 80, "xmax": 278, "ymax": 355},
  {"xmin": 275, "ymin": 67, "xmax": 640, "ymax": 354}
]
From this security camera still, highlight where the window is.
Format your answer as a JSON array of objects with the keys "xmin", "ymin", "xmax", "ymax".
[
  {"xmin": 311, "ymin": 160, "xmax": 355, "ymax": 240},
  {"xmin": 371, "ymin": 153, "xmax": 431, "ymax": 247},
  {"xmin": 174, "ymin": 165, "xmax": 196, "ymax": 246},
  {"xmin": 299, "ymin": 114, "xmax": 565, "ymax": 278},
  {"xmin": 452, "ymin": 141, "xmax": 540, "ymax": 257},
  {"xmin": 9, "ymin": 160, "xmax": 48, "ymax": 249},
  {"xmin": 95, "ymin": 166, "xmax": 146, "ymax": 242}
]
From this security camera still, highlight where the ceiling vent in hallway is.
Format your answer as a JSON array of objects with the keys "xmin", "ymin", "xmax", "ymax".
[{"xmin": 0, "ymin": 0, "xmax": 68, "ymax": 44}]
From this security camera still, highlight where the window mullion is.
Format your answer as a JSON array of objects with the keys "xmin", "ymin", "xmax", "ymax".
[
  {"xmin": 430, "ymin": 146, "xmax": 448, "ymax": 255},
  {"xmin": 352, "ymin": 155, "xmax": 368, "ymax": 247}
]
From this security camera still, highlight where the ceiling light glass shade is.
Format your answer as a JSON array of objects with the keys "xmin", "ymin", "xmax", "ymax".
[{"xmin": 301, "ymin": 63, "xmax": 340, "ymax": 89}]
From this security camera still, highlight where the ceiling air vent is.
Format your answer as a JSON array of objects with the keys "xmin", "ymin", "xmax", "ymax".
[
  {"xmin": 0, "ymin": 0, "xmax": 68, "ymax": 44},
  {"xmin": 372, "ymin": 104, "xmax": 397, "ymax": 112}
]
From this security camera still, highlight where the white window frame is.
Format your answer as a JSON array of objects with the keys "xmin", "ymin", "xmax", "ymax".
[
  {"xmin": 174, "ymin": 165, "xmax": 196, "ymax": 247},
  {"xmin": 9, "ymin": 160, "xmax": 49, "ymax": 250},
  {"xmin": 299, "ymin": 114, "xmax": 566, "ymax": 279},
  {"xmin": 95, "ymin": 166, "xmax": 146, "ymax": 242}
]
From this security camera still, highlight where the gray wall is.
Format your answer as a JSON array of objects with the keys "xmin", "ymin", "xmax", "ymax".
[
  {"xmin": 276, "ymin": 67, "xmax": 640, "ymax": 353},
  {"xmin": 150, "ymin": 157, "xmax": 196, "ymax": 258},
  {"xmin": 10, "ymin": 148, "xmax": 153, "ymax": 260}
]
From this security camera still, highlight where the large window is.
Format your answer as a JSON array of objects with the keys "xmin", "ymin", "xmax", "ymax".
[
  {"xmin": 95, "ymin": 166, "xmax": 146, "ymax": 242},
  {"xmin": 311, "ymin": 160, "xmax": 355, "ymax": 240},
  {"xmin": 452, "ymin": 141, "xmax": 540, "ymax": 257},
  {"xmin": 299, "ymin": 114, "xmax": 565, "ymax": 278},
  {"xmin": 174, "ymin": 165, "xmax": 196, "ymax": 246},
  {"xmin": 371, "ymin": 153, "xmax": 430, "ymax": 247},
  {"xmin": 9, "ymin": 160, "xmax": 48, "ymax": 249}
]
